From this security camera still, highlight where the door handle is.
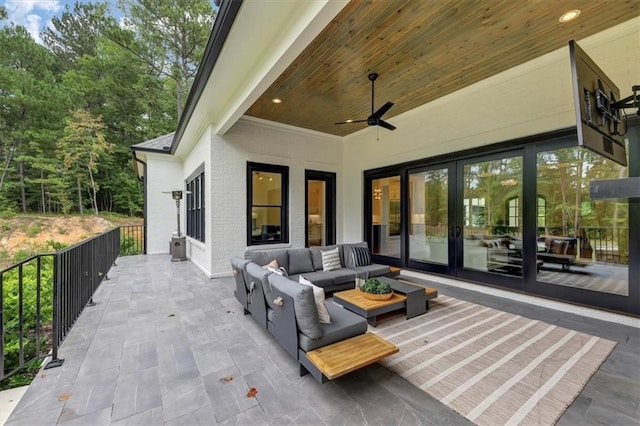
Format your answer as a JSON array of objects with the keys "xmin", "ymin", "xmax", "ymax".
[
  {"xmin": 455, "ymin": 226, "xmax": 462, "ymax": 238},
  {"xmin": 449, "ymin": 226, "xmax": 455, "ymax": 238}
]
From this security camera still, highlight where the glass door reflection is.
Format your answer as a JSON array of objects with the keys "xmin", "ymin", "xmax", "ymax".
[
  {"xmin": 461, "ymin": 155, "xmax": 523, "ymax": 277},
  {"xmin": 409, "ymin": 168, "xmax": 449, "ymax": 266}
]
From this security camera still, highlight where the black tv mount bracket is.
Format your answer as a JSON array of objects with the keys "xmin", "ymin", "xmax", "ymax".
[
  {"xmin": 599, "ymin": 84, "xmax": 640, "ymax": 136},
  {"xmin": 612, "ymin": 85, "xmax": 640, "ymax": 113}
]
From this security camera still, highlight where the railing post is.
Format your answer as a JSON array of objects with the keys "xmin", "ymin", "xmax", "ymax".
[{"xmin": 45, "ymin": 252, "xmax": 64, "ymax": 369}]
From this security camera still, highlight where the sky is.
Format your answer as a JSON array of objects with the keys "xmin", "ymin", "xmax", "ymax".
[{"xmin": 2, "ymin": 0, "xmax": 122, "ymax": 44}]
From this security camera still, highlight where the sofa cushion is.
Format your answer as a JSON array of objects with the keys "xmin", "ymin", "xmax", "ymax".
[
  {"xmin": 288, "ymin": 248, "xmax": 314, "ymax": 275},
  {"xmin": 299, "ymin": 276, "xmax": 330, "ymax": 323},
  {"xmin": 244, "ymin": 249, "xmax": 290, "ymax": 273},
  {"xmin": 268, "ymin": 273, "xmax": 322, "ymax": 340},
  {"xmin": 323, "ymin": 268, "xmax": 356, "ymax": 285},
  {"xmin": 294, "ymin": 271, "xmax": 334, "ymax": 288},
  {"xmin": 321, "ymin": 247, "xmax": 341, "ymax": 271},
  {"xmin": 298, "ymin": 303, "xmax": 367, "ymax": 352},
  {"xmin": 310, "ymin": 245, "xmax": 339, "ymax": 271},
  {"xmin": 350, "ymin": 263, "xmax": 390, "ymax": 278}
]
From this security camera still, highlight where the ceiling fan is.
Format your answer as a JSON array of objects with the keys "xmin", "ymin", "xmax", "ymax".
[{"xmin": 335, "ymin": 72, "xmax": 396, "ymax": 131}]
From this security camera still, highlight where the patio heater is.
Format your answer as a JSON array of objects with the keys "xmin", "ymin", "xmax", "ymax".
[{"xmin": 164, "ymin": 190, "xmax": 189, "ymax": 261}]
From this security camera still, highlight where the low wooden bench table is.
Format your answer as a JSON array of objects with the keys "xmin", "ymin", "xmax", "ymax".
[
  {"xmin": 306, "ymin": 332, "xmax": 398, "ymax": 380},
  {"xmin": 333, "ymin": 277, "xmax": 431, "ymax": 326}
]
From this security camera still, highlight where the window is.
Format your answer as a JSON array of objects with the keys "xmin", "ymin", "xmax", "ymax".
[
  {"xmin": 186, "ymin": 165, "xmax": 205, "ymax": 242},
  {"xmin": 247, "ymin": 162, "xmax": 289, "ymax": 245},
  {"xmin": 506, "ymin": 195, "xmax": 546, "ymax": 229}
]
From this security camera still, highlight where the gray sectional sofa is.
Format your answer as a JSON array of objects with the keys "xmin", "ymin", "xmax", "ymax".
[
  {"xmin": 230, "ymin": 243, "xmax": 390, "ymax": 382},
  {"xmin": 243, "ymin": 243, "xmax": 390, "ymax": 293}
]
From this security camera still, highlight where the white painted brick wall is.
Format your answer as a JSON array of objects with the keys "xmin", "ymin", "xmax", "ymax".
[
  {"xmin": 145, "ymin": 154, "xmax": 183, "ymax": 254},
  {"xmin": 209, "ymin": 117, "xmax": 342, "ymax": 277},
  {"xmin": 183, "ymin": 126, "xmax": 213, "ymax": 274}
]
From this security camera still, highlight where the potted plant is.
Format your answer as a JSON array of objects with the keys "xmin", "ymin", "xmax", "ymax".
[{"xmin": 359, "ymin": 277, "xmax": 393, "ymax": 300}]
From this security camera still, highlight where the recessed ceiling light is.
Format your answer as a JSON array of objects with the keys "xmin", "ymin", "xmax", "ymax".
[
  {"xmin": 272, "ymin": 98, "xmax": 282, "ymax": 104},
  {"xmin": 559, "ymin": 9, "xmax": 580, "ymax": 23}
]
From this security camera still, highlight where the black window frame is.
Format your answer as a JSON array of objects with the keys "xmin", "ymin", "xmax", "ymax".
[
  {"xmin": 247, "ymin": 162, "xmax": 289, "ymax": 245},
  {"xmin": 186, "ymin": 165, "xmax": 205, "ymax": 242}
]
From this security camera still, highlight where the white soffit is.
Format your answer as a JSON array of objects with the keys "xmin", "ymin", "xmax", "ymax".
[{"xmin": 177, "ymin": 0, "xmax": 348, "ymax": 155}]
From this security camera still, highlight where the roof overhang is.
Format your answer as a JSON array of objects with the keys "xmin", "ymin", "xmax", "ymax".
[{"xmin": 171, "ymin": 0, "xmax": 348, "ymax": 158}]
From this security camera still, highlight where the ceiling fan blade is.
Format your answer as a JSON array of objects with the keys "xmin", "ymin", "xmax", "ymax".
[
  {"xmin": 377, "ymin": 119, "xmax": 396, "ymax": 131},
  {"xmin": 372, "ymin": 101, "xmax": 394, "ymax": 119},
  {"xmin": 335, "ymin": 119, "xmax": 368, "ymax": 125}
]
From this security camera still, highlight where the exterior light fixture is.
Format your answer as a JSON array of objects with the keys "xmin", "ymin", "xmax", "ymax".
[{"xmin": 559, "ymin": 9, "xmax": 580, "ymax": 23}]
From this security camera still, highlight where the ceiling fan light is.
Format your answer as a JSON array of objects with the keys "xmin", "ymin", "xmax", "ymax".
[{"xmin": 345, "ymin": 119, "xmax": 353, "ymax": 123}]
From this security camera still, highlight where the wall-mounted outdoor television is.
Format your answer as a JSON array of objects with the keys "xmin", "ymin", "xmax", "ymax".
[{"xmin": 569, "ymin": 40, "xmax": 627, "ymax": 166}]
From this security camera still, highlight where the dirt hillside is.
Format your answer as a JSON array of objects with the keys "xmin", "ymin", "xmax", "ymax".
[{"xmin": 0, "ymin": 214, "xmax": 142, "ymax": 270}]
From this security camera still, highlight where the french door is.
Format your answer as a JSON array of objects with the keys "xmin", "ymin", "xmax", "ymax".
[{"xmin": 371, "ymin": 151, "xmax": 525, "ymax": 288}]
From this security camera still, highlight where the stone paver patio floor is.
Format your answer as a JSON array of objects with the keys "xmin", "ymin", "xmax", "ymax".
[{"xmin": 5, "ymin": 254, "xmax": 639, "ymax": 425}]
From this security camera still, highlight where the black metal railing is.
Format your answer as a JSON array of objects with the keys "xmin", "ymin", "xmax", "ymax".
[
  {"xmin": 0, "ymin": 254, "xmax": 54, "ymax": 380},
  {"xmin": 1, "ymin": 225, "xmax": 145, "ymax": 382},
  {"xmin": 120, "ymin": 225, "xmax": 145, "ymax": 255},
  {"xmin": 47, "ymin": 228, "xmax": 120, "ymax": 369}
]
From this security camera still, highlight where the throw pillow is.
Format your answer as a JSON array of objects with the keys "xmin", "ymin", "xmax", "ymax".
[
  {"xmin": 321, "ymin": 247, "xmax": 341, "ymax": 272},
  {"xmin": 262, "ymin": 259, "xmax": 286, "ymax": 276},
  {"xmin": 299, "ymin": 276, "xmax": 331, "ymax": 324},
  {"xmin": 351, "ymin": 246, "xmax": 371, "ymax": 267}
]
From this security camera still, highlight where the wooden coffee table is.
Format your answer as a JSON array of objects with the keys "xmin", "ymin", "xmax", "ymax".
[{"xmin": 333, "ymin": 277, "xmax": 429, "ymax": 326}]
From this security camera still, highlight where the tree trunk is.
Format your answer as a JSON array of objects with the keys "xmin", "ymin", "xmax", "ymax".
[
  {"xmin": 41, "ymin": 169, "xmax": 46, "ymax": 213},
  {"xmin": 77, "ymin": 176, "xmax": 84, "ymax": 215},
  {"xmin": 87, "ymin": 164, "xmax": 99, "ymax": 215},
  {"xmin": 176, "ymin": 80, "xmax": 183, "ymax": 118},
  {"xmin": 0, "ymin": 139, "xmax": 17, "ymax": 194},
  {"xmin": 19, "ymin": 160, "xmax": 27, "ymax": 213}
]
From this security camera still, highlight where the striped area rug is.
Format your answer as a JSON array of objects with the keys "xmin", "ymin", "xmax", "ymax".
[{"xmin": 370, "ymin": 296, "xmax": 617, "ymax": 426}]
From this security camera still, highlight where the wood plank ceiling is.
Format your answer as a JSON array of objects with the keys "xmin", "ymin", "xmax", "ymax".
[{"xmin": 245, "ymin": 0, "xmax": 639, "ymax": 137}]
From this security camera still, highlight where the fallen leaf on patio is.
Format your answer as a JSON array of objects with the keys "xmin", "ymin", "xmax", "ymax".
[
  {"xmin": 423, "ymin": 340, "xmax": 429, "ymax": 344},
  {"xmin": 40, "ymin": 373, "xmax": 47, "ymax": 378},
  {"xmin": 168, "ymin": 314, "xmax": 175, "ymax": 317},
  {"xmin": 220, "ymin": 376, "xmax": 233, "ymax": 382},
  {"xmin": 246, "ymin": 387, "xmax": 258, "ymax": 398},
  {"xmin": 58, "ymin": 393, "xmax": 72, "ymax": 401}
]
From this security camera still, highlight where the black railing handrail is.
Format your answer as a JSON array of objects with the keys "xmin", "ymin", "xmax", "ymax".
[{"xmin": 0, "ymin": 253, "xmax": 54, "ymax": 276}]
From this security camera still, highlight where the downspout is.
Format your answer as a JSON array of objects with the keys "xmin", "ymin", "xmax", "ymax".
[{"xmin": 131, "ymin": 149, "xmax": 148, "ymax": 254}]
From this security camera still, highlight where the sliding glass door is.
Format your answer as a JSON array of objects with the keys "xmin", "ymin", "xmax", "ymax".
[
  {"xmin": 363, "ymin": 128, "xmax": 637, "ymax": 314},
  {"xmin": 457, "ymin": 153, "xmax": 524, "ymax": 288},
  {"xmin": 408, "ymin": 164, "xmax": 453, "ymax": 274}
]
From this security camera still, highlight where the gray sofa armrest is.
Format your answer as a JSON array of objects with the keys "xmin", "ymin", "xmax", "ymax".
[{"xmin": 267, "ymin": 286, "xmax": 298, "ymax": 359}]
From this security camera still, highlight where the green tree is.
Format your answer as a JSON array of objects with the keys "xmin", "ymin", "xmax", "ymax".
[
  {"xmin": 0, "ymin": 23, "xmax": 68, "ymax": 212},
  {"xmin": 111, "ymin": 0, "xmax": 216, "ymax": 117},
  {"xmin": 57, "ymin": 109, "xmax": 114, "ymax": 215}
]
